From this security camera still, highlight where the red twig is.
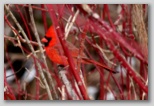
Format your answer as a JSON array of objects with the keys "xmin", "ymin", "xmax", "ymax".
[
  {"xmin": 15, "ymin": 5, "xmax": 32, "ymax": 40},
  {"xmin": 103, "ymin": 4, "xmax": 115, "ymax": 30},
  {"xmin": 46, "ymin": 4, "xmax": 90, "ymax": 100},
  {"xmin": 41, "ymin": 4, "xmax": 48, "ymax": 33},
  {"xmin": 33, "ymin": 57, "xmax": 40, "ymax": 100},
  {"xmin": 18, "ymin": 4, "xmax": 48, "ymax": 12},
  {"xmin": 99, "ymin": 71, "xmax": 105, "ymax": 100},
  {"xmin": 4, "ymin": 82, "xmax": 16, "ymax": 100}
]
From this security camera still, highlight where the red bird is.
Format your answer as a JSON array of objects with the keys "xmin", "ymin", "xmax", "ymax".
[{"xmin": 41, "ymin": 25, "xmax": 117, "ymax": 73}]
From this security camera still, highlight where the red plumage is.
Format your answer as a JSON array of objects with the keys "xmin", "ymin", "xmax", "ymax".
[{"xmin": 41, "ymin": 25, "xmax": 117, "ymax": 73}]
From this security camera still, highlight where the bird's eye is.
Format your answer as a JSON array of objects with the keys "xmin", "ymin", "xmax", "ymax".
[{"xmin": 44, "ymin": 36, "xmax": 52, "ymax": 47}]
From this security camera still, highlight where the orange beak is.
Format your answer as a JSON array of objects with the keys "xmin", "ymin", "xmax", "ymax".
[{"xmin": 41, "ymin": 37, "xmax": 48, "ymax": 43}]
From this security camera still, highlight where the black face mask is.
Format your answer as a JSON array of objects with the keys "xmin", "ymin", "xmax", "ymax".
[{"xmin": 43, "ymin": 36, "xmax": 52, "ymax": 47}]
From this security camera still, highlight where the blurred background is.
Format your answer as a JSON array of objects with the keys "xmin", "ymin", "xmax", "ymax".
[{"xmin": 4, "ymin": 4, "xmax": 148, "ymax": 100}]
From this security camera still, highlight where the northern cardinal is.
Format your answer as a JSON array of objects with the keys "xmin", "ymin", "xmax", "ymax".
[{"xmin": 41, "ymin": 25, "xmax": 117, "ymax": 73}]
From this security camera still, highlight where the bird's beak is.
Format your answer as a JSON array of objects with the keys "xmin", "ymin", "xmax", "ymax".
[{"xmin": 41, "ymin": 37, "xmax": 48, "ymax": 43}]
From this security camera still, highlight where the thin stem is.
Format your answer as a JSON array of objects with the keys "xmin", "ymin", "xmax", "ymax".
[
  {"xmin": 29, "ymin": 4, "xmax": 57, "ymax": 100},
  {"xmin": 5, "ymin": 4, "xmax": 53, "ymax": 100},
  {"xmin": 46, "ymin": 4, "xmax": 90, "ymax": 100}
]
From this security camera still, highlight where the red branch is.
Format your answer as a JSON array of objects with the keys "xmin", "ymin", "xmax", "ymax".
[{"xmin": 46, "ymin": 4, "xmax": 90, "ymax": 100}]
